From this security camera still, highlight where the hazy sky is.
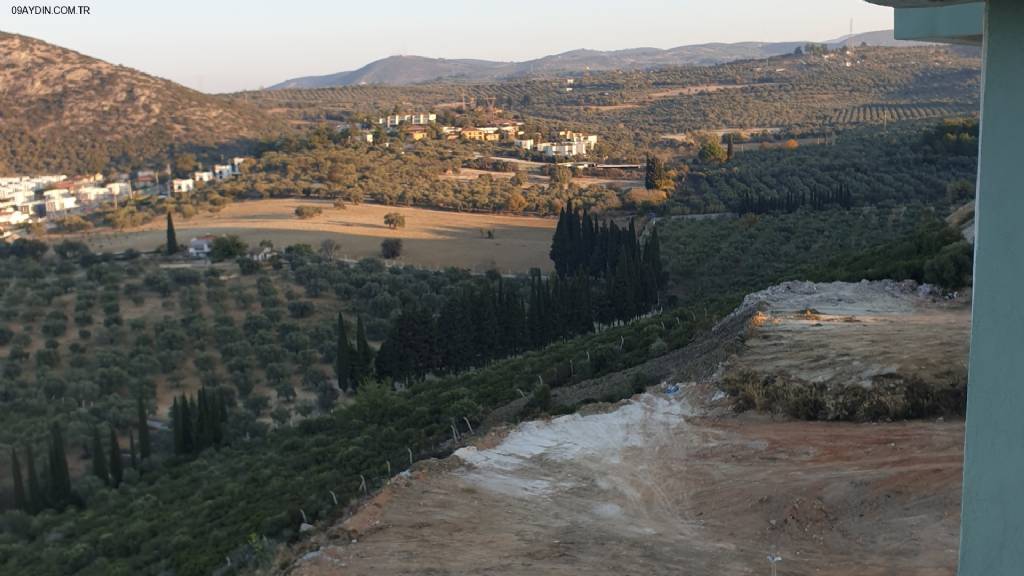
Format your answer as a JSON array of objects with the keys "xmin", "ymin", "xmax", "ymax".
[{"xmin": 2, "ymin": 0, "xmax": 893, "ymax": 93}]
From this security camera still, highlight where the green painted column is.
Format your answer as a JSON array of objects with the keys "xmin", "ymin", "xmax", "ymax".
[{"xmin": 959, "ymin": 1, "xmax": 1024, "ymax": 574}]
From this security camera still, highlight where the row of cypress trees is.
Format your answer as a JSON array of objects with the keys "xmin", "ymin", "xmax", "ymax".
[
  {"xmin": 549, "ymin": 201, "xmax": 665, "ymax": 323},
  {"xmin": 9, "ymin": 397, "xmax": 152, "ymax": 514},
  {"xmin": 734, "ymin": 184, "xmax": 854, "ymax": 214},
  {"xmin": 373, "ymin": 203, "xmax": 666, "ymax": 382},
  {"xmin": 171, "ymin": 387, "xmax": 228, "ymax": 456},
  {"xmin": 335, "ymin": 314, "xmax": 373, "ymax": 393}
]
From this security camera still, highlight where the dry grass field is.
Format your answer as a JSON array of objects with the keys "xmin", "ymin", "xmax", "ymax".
[{"xmin": 75, "ymin": 199, "xmax": 557, "ymax": 273}]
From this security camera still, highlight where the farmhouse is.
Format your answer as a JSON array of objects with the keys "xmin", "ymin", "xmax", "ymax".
[
  {"xmin": 193, "ymin": 171, "xmax": 214, "ymax": 183},
  {"xmin": 107, "ymin": 182, "xmax": 131, "ymax": 197},
  {"xmin": 172, "ymin": 178, "xmax": 195, "ymax": 194},
  {"xmin": 213, "ymin": 165, "xmax": 234, "ymax": 180},
  {"xmin": 189, "ymin": 235, "xmax": 216, "ymax": 258},
  {"xmin": 403, "ymin": 125, "xmax": 429, "ymax": 141}
]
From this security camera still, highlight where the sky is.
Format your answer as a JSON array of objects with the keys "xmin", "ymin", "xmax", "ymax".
[{"xmin": 1, "ymin": 0, "xmax": 893, "ymax": 93}]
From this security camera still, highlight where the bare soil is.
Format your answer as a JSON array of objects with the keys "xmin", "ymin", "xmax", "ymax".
[
  {"xmin": 288, "ymin": 394, "xmax": 962, "ymax": 576},
  {"xmin": 728, "ymin": 280, "xmax": 970, "ymax": 387},
  {"xmin": 74, "ymin": 199, "xmax": 556, "ymax": 273},
  {"xmin": 282, "ymin": 281, "xmax": 969, "ymax": 576}
]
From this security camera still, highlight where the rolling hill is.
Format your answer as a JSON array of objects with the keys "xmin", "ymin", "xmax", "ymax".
[
  {"xmin": 269, "ymin": 30, "xmax": 925, "ymax": 88},
  {"xmin": 0, "ymin": 31, "xmax": 286, "ymax": 175}
]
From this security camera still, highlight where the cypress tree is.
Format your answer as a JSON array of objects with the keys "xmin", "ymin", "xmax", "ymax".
[
  {"xmin": 47, "ymin": 423, "xmax": 72, "ymax": 509},
  {"xmin": 336, "ymin": 313, "xmax": 351, "ymax": 391},
  {"xmin": 137, "ymin": 395, "xmax": 151, "ymax": 460},
  {"xmin": 129, "ymin": 431, "xmax": 137, "ymax": 469},
  {"xmin": 25, "ymin": 444, "xmax": 44, "ymax": 514},
  {"xmin": 109, "ymin": 428, "xmax": 123, "ymax": 488},
  {"xmin": 166, "ymin": 212, "xmax": 178, "ymax": 255},
  {"xmin": 181, "ymin": 397, "xmax": 194, "ymax": 455},
  {"xmin": 91, "ymin": 426, "xmax": 108, "ymax": 485},
  {"xmin": 10, "ymin": 448, "xmax": 27, "ymax": 513},
  {"xmin": 196, "ymin": 388, "xmax": 209, "ymax": 452},
  {"xmin": 726, "ymin": 134, "xmax": 735, "ymax": 162},
  {"xmin": 172, "ymin": 397, "xmax": 185, "ymax": 455},
  {"xmin": 354, "ymin": 316, "xmax": 372, "ymax": 389}
]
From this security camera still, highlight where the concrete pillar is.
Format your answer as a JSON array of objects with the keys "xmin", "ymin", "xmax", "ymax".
[{"xmin": 959, "ymin": 1, "xmax": 1024, "ymax": 574}]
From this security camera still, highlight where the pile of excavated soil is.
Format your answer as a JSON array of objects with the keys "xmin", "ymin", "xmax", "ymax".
[{"xmin": 726, "ymin": 280, "xmax": 970, "ymax": 388}]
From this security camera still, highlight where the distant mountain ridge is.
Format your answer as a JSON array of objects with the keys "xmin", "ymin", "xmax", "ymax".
[{"xmin": 270, "ymin": 30, "xmax": 923, "ymax": 89}]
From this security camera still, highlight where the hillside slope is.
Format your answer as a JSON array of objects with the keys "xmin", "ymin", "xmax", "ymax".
[
  {"xmin": 269, "ymin": 30, "xmax": 924, "ymax": 88},
  {"xmin": 0, "ymin": 32, "xmax": 284, "ymax": 174},
  {"xmin": 283, "ymin": 280, "xmax": 967, "ymax": 576}
]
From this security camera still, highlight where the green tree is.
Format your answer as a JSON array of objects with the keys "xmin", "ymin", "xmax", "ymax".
[
  {"xmin": 644, "ymin": 155, "xmax": 668, "ymax": 190},
  {"xmin": 91, "ymin": 426, "xmax": 108, "ymax": 485},
  {"xmin": 47, "ymin": 423, "xmax": 72, "ymax": 509},
  {"xmin": 174, "ymin": 152, "xmax": 197, "ymax": 177},
  {"xmin": 109, "ymin": 428, "xmax": 123, "ymax": 488},
  {"xmin": 166, "ymin": 212, "xmax": 178, "ymax": 255},
  {"xmin": 381, "ymin": 238, "xmax": 403, "ymax": 259},
  {"xmin": 336, "ymin": 313, "xmax": 351, "ymax": 390},
  {"xmin": 698, "ymin": 140, "xmax": 728, "ymax": 165},
  {"xmin": 129, "ymin": 431, "xmax": 137, "ymax": 469},
  {"xmin": 25, "ymin": 444, "xmax": 45, "ymax": 514},
  {"xmin": 172, "ymin": 397, "xmax": 184, "ymax": 455},
  {"xmin": 137, "ymin": 395, "xmax": 151, "ymax": 460},
  {"xmin": 384, "ymin": 212, "xmax": 406, "ymax": 229},
  {"xmin": 210, "ymin": 235, "xmax": 248, "ymax": 262},
  {"xmin": 353, "ymin": 316, "xmax": 373, "ymax": 389},
  {"xmin": 10, "ymin": 448, "xmax": 27, "ymax": 513}
]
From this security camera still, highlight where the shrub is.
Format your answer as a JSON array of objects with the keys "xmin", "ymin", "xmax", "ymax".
[
  {"xmin": 381, "ymin": 239, "xmax": 403, "ymax": 259},
  {"xmin": 294, "ymin": 206, "xmax": 323, "ymax": 219},
  {"xmin": 287, "ymin": 300, "xmax": 315, "ymax": 319}
]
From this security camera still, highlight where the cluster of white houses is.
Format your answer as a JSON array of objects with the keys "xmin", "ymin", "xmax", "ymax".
[
  {"xmin": 364, "ymin": 113, "xmax": 599, "ymax": 158},
  {"xmin": 0, "ymin": 173, "xmax": 131, "ymax": 228},
  {"xmin": 171, "ymin": 157, "xmax": 246, "ymax": 196},
  {"xmin": 513, "ymin": 130, "xmax": 599, "ymax": 158},
  {"xmin": 0, "ymin": 157, "xmax": 248, "ymax": 236}
]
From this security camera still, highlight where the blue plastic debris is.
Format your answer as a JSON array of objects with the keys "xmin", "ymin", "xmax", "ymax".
[{"xmin": 665, "ymin": 384, "xmax": 680, "ymax": 395}]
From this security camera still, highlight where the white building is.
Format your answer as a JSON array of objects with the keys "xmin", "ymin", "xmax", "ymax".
[
  {"xmin": 558, "ymin": 131, "xmax": 599, "ymax": 150},
  {"xmin": 0, "ymin": 175, "xmax": 66, "ymax": 205},
  {"xmin": 540, "ymin": 141, "xmax": 589, "ymax": 158},
  {"xmin": 189, "ymin": 235, "xmax": 216, "ymax": 258},
  {"xmin": 106, "ymin": 182, "xmax": 131, "ymax": 197},
  {"xmin": 76, "ymin": 186, "xmax": 114, "ymax": 205},
  {"xmin": 41, "ymin": 189, "xmax": 78, "ymax": 214},
  {"xmin": 0, "ymin": 207, "xmax": 30, "ymax": 226},
  {"xmin": 514, "ymin": 138, "xmax": 535, "ymax": 151},
  {"xmin": 193, "ymin": 171, "xmax": 214, "ymax": 183},
  {"xmin": 213, "ymin": 165, "xmax": 234, "ymax": 180},
  {"xmin": 172, "ymin": 178, "xmax": 195, "ymax": 194},
  {"xmin": 378, "ymin": 113, "xmax": 436, "ymax": 128},
  {"xmin": 230, "ymin": 157, "xmax": 246, "ymax": 173}
]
